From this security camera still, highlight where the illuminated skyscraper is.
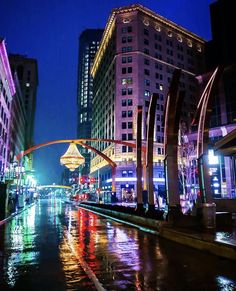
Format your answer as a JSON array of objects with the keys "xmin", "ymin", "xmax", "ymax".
[
  {"xmin": 77, "ymin": 29, "xmax": 103, "ymax": 175},
  {"xmin": 9, "ymin": 70, "xmax": 26, "ymax": 161},
  {"xmin": 9, "ymin": 54, "xmax": 38, "ymax": 172},
  {"xmin": 0, "ymin": 38, "xmax": 15, "ymax": 174},
  {"xmin": 90, "ymin": 4, "xmax": 206, "ymax": 201}
]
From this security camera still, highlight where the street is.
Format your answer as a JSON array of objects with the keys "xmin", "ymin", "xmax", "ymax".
[{"xmin": 0, "ymin": 198, "xmax": 236, "ymax": 290}]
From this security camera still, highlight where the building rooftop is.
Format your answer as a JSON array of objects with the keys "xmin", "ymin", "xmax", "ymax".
[{"xmin": 91, "ymin": 4, "xmax": 206, "ymax": 77}]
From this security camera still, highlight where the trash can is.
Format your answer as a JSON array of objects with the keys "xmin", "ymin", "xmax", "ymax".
[{"xmin": 202, "ymin": 203, "xmax": 216, "ymax": 229}]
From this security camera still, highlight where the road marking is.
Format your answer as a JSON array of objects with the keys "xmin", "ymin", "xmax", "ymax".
[{"xmin": 64, "ymin": 229, "xmax": 106, "ymax": 291}]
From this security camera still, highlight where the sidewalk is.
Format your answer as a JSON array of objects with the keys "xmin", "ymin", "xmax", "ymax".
[{"xmin": 77, "ymin": 202, "xmax": 236, "ymax": 261}]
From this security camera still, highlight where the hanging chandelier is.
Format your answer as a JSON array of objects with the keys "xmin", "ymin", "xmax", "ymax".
[{"xmin": 60, "ymin": 143, "xmax": 85, "ymax": 172}]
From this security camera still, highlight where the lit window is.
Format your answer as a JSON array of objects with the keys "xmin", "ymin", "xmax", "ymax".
[
  {"xmin": 122, "ymin": 170, "xmax": 127, "ymax": 176},
  {"xmin": 144, "ymin": 90, "xmax": 150, "ymax": 97},
  {"xmin": 128, "ymin": 170, "xmax": 133, "ymax": 176},
  {"xmin": 126, "ymin": 77, "xmax": 133, "ymax": 84},
  {"xmin": 122, "ymin": 78, "xmax": 127, "ymax": 85}
]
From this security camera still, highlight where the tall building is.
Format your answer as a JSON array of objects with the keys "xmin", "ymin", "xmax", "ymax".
[
  {"xmin": 202, "ymin": 0, "xmax": 236, "ymax": 197},
  {"xmin": 206, "ymin": 0, "xmax": 236, "ymax": 128},
  {"xmin": 77, "ymin": 29, "xmax": 104, "ymax": 175},
  {"xmin": 9, "ymin": 70, "xmax": 26, "ymax": 161},
  {"xmin": 9, "ymin": 54, "xmax": 38, "ymax": 170},
  {"xmin": 90, "ymin": 4, "xmax": 206, "ymax": 201},
  {"xmin": 0, "ymin": 38, "xmax": 15, "ymax": 176}
]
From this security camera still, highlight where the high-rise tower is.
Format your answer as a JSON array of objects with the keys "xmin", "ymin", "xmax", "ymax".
[
  {"xmin": 90, "ymin": 4, "xmax": 206, "ymax": 200},
  {"xmin": 77, "ymin": 29, "xmax": 103, "ymax": 175},
  {"xmin": 9, "ymin": 54, "xmax": 38, "ymax": 170},
  {"xmin": 0, "ymin": 38, "xmax": 15, "ymax": 174}
]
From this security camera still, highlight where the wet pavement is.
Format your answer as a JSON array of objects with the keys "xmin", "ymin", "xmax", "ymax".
[{"xmin": 1, "ymin": 199, "xmax": 236, "ymax": 290}]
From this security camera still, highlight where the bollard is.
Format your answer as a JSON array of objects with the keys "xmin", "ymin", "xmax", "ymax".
[{"xmin": 202, "ymin": 203, "xmax": 216, "ymax": 229}]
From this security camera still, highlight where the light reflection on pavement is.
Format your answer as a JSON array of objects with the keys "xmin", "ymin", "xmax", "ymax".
[{"xmin": 0, "ymin": 198, "xmax": 236, "ymax": 290}]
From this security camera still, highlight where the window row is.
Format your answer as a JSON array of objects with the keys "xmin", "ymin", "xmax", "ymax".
[
  {"xmin": 122, "ymin": 67, "xmax": 132, "ymax": 74},
  {"xmin": 122, "ymin": 99, "xmax": 133, "ymax": 106},
  {"xmin": 122, "ymin": 46, "xmax": 132, "ymax": 53},
  {"xmin": 122, "ymin": 88, "xmax": 133, "ymax": 95},
  {"xmin": 122, "ymin": 56, "xmax": 133, "ymax": 63},
  {"xmin": 122, "ymin": 26, "xmax": 132, "ymax": 33},
  {"xmin": 122, "ymin": 110, "xmax": 133, "ymax": 118},
  {"xmin": 122, "ymin": 133, "xmax": 133, "ymax": 140},
  {"xmin": 122, "ymin": 170, "xmax": 134, "ymax": 177},
  {"xmin": 143, "ymin": 58, "xmax": 163, "ymax": 70},
  {"xmin": 122, "ymin": 146, "xmax": 133, "ymax": 153},
  {"xmin": 122, "ymin": 122, "xmax": 133, "ymax": 129},
  {"xmin": 122, "ymin": 77, "xmax": 133, "ymax": 85},
  {"xmin": 121, "ymin": 24, "xmax": 201, "ymax": 51},
  {"xmin": 122, "ymin": 36, "xmax": 133, "ymax": 43}
]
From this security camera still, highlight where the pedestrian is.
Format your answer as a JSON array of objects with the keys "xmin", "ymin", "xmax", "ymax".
[{"xmin": 8, "ymin": 192, "xmax": 14, "ymax": 213}]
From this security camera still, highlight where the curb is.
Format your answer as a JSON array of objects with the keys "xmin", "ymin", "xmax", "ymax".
[{"xmin": 78, "ymin": 203, "xmax": 236, "ymax": 261}]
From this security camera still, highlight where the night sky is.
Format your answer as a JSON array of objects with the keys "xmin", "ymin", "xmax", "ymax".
[{"xmin": 0, "ymin": 0, "xmax": 214, "ymax": 185}]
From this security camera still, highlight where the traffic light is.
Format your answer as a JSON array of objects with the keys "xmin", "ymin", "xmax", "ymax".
[
  {"xmin": 89, "ymin": 176, "xmax": 96, "ymax": 184},
  {"xmin": 80, "ymin": 176, "xmax": 86, "ymax": 184}
]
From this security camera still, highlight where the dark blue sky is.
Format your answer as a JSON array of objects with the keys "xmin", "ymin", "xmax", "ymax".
[{"xmin": 1, "ymin": 0, "xmax": 214, "ymax": 185}]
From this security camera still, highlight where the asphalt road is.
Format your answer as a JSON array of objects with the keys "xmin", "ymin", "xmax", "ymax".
[{"xmin": 0, "ymin": 198, "xmax": 236, "ymax": 290}]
